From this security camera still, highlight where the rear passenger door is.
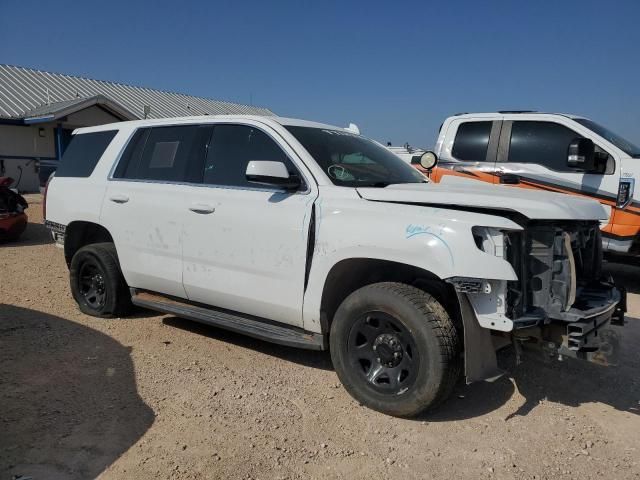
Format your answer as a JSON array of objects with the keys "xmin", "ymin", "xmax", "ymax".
[
  {"xmin": 433, "ymin": 119, "xmax": 501, "ymax": 184},
  {"xmin": 101, "ymin": 124, "xmax": 212, "ymax": 298},
  {"xmin": 181, "ymin": 123, "xmax": 316, "ymax": 328}
]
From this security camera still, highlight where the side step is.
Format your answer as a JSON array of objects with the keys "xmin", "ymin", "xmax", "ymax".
[{"xmin": 131, "ymin": 290, "xmax": 326, "ymax": 351}]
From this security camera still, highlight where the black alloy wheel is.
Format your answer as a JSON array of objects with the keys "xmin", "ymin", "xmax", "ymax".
[
  {"xmin": 78, "ymin": 261, "xmax": 107, "ymax": 309},
  {"xmin": 348, "ymin": 311, "xmax": 419, "ymax": 395}
]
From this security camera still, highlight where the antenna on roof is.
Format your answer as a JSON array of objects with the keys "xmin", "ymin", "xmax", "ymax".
[{"xmin": 143, "ymin": 105, "xmax": 151, "ymax": 119}]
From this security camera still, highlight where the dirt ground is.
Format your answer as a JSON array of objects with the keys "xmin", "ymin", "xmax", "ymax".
[{"xmin": 1, "ymin": 194, "xmax": 639, "ymax": 480}]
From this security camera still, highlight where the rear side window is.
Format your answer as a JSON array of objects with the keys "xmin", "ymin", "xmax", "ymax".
[
  {"xmin": 55, "ymin": 130, "xmax": 117, "ymax": 177},
  {"xmin": 509, "ymin": 121, "xmax": 581, "ymax": 171},
  {"xmin": 452, "ymin": 122, "xmax": 492, "ymax": 161},
  {"xmin": 203, "ymin": 125, "xmax": 300, "ymax": 188},
  {"xmin": 114, "ymin": 125, "xmax": 212, "ymax": 182}
]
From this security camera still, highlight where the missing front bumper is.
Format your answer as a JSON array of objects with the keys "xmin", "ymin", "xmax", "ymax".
[{"xmin": 543, "ymin": 293, "xmax": 621, "ymax": 366}]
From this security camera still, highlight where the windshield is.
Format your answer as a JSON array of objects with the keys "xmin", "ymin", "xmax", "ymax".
[
  {"xmin": 575, "ymin": 118, "xmax": 640, "ymax": 158},
  {"xmin": 285, "ymin": 126, "xmax": 426, "ymax": 187}
]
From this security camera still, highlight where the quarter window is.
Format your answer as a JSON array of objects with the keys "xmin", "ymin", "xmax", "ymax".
[
  {"xmin": 452, "ymin": 122, "xmax": 492, "ymax": 161},
  {"xmin": 203, "ymin": 125, "xmax": 301, "ymax": 188},
  {"xmin": 56, "ymin": 130, "xmax": 117, "ymax": 177},
  {"xmin": 508, "ymin": 121, "xmax": 581, "ymax": 171}
]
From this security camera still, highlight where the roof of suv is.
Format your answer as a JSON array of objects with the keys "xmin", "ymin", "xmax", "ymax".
[
  {"xmin": 452, "ymin": 112, "xmax": 585, "ymax": 120},
  {"xmin": 73, "ymin": 115, "xmax": 347, "ymax": 135}
]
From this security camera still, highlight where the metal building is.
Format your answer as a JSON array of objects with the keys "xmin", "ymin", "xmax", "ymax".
[{"xmin": 0, "ymin": 64, "xmax": 274, "ymax": 192}]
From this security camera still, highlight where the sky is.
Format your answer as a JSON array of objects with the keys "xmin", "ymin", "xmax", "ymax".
[{"xmin": 1, "ymin": 0, "xmax": 639, "ymax": 148}]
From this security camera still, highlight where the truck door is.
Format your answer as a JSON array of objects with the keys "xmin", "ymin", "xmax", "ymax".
[
  {"xmin": 496, "ymin": 120, "xmax": 620, "ymax": 242},
  {"xmin": 432, "ymin": 120, "xmax": 501, "ymax": 184},
  {"xmin": 181, "ymin": 123, "xmax": 316, "ymax": 328}
]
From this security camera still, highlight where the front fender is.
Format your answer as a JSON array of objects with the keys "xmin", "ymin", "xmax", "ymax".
[{"xmin": 302, "ymin": 194, "xmax": 522, "ymax": 332}]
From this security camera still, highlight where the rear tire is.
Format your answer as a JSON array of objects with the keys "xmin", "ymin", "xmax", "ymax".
[
  {"xmin": 69, "ymin": 242, "xmax": 132, "ymax": 318},
  {"xmin": 330, "ymin": 282, "xmax": 461, "ymax": 417}
]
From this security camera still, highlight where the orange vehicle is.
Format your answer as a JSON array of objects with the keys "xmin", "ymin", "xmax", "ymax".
[
  {"xmin": 421, "ymin": 112, "xmax": 640, "ymax": 257},
  {"xmin": 0, "ymin": 177, "xmax": 28, "ymax": 242}
]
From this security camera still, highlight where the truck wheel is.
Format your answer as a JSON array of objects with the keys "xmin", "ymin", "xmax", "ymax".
[
  {"xmin": 69, "ymin": 242, "xmax": 132, "ymax": 318},
  {"xmin": 330, "ymin": 282, "xmax": 461, "ymax": 417}
]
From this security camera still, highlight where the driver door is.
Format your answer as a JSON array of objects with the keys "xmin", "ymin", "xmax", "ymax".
[{"xmin": 496, "ymin": 119, "xmax": 619, "ymax": 237}]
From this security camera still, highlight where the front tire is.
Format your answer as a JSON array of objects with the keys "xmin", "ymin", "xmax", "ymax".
[
  {"xmin": 330, "ymin": 282, "xmax": 461, "ymax": 417},
  {"xmin": 69, "ymin": 242, "xmax": 132, "ymax": 318}
]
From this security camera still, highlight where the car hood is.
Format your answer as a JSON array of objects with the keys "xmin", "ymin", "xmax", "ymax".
[{"xmin": 356, "ymin": 182, "xmax": 607, "ymax": 221}]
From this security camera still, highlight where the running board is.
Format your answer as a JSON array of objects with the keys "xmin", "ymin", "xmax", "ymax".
[{"xmin": 131, "ymin": 290, "xmax": 326, "ymax": 350}]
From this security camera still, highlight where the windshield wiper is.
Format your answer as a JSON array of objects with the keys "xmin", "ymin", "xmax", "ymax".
[{"xmin": 359, "ymin": 180, "xmax": 427, "ymax": 188}]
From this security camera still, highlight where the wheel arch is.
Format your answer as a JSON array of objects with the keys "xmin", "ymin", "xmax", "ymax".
[
  {"xmin": 318, "ymin": 257, "xmax": 461, "ymax": 335},
  {"xmin": 64, "ymin": 221, "xmax": 114, "ymax": 266}
]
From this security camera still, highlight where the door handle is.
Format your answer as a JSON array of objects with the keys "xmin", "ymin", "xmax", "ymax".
[
  {"xmin": 189, "ymin": 203, "xmax": 215, "ymax": 214},
  {"xmin": 499, "ymin": 173, "xmax": 520, "ymax": 185},
  {"xmin": 109, "ymin": 194, "xmax": 129, "ymax": 204}
]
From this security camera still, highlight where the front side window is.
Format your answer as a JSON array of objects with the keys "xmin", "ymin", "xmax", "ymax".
[
  {"xmin": 115, "ymin": 125, "xmax": 211, "ymax": 182},
  {"xmin": 203, "ymin": 125, "xmax": 301, "ymax": 188},
  {"xmin": 285, "ymin": 126, "xmax": 424, "ymax": 187},
  {"xmin": 451, "ymin": 121, "xmax": 492, "ymax": 161},
  {"xmin": 509, "ymin": 121, "xmax": 581, "ymax": 172},
  {"xmin": 56, "ymin": 130, "xmax": 117, "ymax": 177}
]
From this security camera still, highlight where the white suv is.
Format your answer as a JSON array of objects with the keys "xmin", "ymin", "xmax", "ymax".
[{"xmin": 45, "ymin": 115, "xmax": 624, "ymax": 416}]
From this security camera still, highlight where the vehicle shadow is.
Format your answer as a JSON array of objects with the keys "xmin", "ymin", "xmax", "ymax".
[
  {"xmin": 164, "ymin": 314, "xmax": 639, "ymax": 420},
  {"xmin": 162, "ymin": 316, "xmax": 333, "ymax": 371},
  {"xmin": 0, "ymin": 304, "xmax": 155, "ymax": 480},
  {"xmin": 425, "ymin": 318, "xmax": 640, "ymax": 422}
]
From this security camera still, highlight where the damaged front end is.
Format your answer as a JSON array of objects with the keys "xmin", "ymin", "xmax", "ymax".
[
  {"xmin": 504, "ymin": 221, "xmax": 623, "ymax": 366},
  {"xmin": 451, "ymin": 220, "xmax": 624, "ymax": 382}
]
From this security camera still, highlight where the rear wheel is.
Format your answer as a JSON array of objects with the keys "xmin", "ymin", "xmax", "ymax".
[
  {"xmin": 69, "ymin": 242, "xmax": 132, "ymax": 318},
  {"xmin": 330, "ymin": 282, "xmax": 461, "ymax": 417}
]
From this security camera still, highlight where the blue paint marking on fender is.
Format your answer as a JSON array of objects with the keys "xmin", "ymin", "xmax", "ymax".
[{"xmin": 405, "ymin": 224, "xmax": 454, "ymax": 266}]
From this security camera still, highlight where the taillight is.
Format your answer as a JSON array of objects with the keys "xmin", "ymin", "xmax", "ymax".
[
  {"xmin": 616, "ymin": 178, "xmax": 635, "ymax": 209},
  {"xmin": 43, "ymin": 173, "xmax": 54, "ymax": 220}
]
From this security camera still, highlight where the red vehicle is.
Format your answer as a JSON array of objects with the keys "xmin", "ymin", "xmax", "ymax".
[{"xmin": 0, "ymin": 177, "xmax": 28, "ymax": 242}]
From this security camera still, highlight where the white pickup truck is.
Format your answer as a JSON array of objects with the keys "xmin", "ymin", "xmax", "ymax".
[
  {"xmin": 45, "ymin": 115, "xmax": 624, "ymax": 417},
  {"xmin": 424, "ymin": 111, "xmax": 640, "ymax": 257}
]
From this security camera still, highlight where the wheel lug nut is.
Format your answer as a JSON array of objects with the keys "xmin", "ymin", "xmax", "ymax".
[
  {"xmin": 376, "ymin": 357, "xmax": 381, "ymax": 363},
  {"xmin": 373, "ymin": 345, "xmax": 377, "ymax": 351},
  {"xmin": 394, "ymin": 352, "xmax": 401, "ymax": 358}
]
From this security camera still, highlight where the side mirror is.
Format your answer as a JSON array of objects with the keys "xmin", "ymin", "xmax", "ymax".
[
  {"xmin": 246, "ymin": 161, "xmax": 301, "ymax": 190},
  {"xmin": 567, "ymin": 138, "xmax": 595, "ymax": 171},
  {"xmin": 412, "ymin": 151, "xmax": 438, "ymax": 170}
]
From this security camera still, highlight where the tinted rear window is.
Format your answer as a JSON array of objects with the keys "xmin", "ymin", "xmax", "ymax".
[
  {"xmin": 55, "ymin": 130, "xmax": 117, "ymax": 177},
  {"xmin": 114, "ymin": 125, "xmax": 211, "ymax": 182},
  {"xmin": 451, "ymin": 122, "xmax": 492, "ymax": 161}
]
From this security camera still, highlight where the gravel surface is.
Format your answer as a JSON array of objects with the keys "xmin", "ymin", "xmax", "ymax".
[{"xmin": 1, "ymin": 195, "xmax": 639, "ymax": 479}]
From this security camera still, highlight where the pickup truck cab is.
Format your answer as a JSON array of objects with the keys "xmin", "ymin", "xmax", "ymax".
[
  {"xmin": 428, "ymin": 112, "xmax": 640, "ymax": 257},
  {"xmin": 45, "ymin": 115, "xmax": 623, "ymax": 416}
]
